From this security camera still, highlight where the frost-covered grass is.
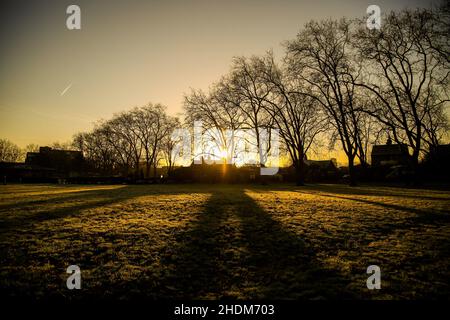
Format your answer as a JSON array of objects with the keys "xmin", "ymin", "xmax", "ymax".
[{"xmin": 0, "ymin": 183, "xmax": 449, "ymax": 299}]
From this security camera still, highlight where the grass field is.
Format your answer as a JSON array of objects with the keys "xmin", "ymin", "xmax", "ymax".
[{"xmin": 0, "ymin": 183, "xmax": 449, "ymax": 300}]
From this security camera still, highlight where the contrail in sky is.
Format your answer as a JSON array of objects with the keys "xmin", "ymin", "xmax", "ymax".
[{"xmin": 60, "ymin": 83, "xmax": 73, "ymax": 96}]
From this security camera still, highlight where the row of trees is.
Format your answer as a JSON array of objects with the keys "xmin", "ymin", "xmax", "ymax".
[
  {"xmin": 72, "ymin": 104, "xmax": 180, "ymax": 178},
  {"xmin": 0, "ymin": 139, "xmax": 23, "ymax": 163},
  {"xmin": 184, "ymin": 5, "xmax": 450, "ymax": 185},
  {"xmin": 2, "ymin": 5, "xmax": 448, "ymax": 186}
]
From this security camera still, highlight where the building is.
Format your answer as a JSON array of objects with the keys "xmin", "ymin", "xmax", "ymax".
[
  {"xmin": 279, "ymin": 158, "xmax": 340, "ymax": 182},
  {"xmin": 0, "ymin": 162, "xmax": 56, "ymax": 183},
  {"xmin": 25, "ymin": 146, "xmax": 84, "ymax": 177},
  {"xmin": 371, "ymin": 143, "xmax": 410, "ymax": 166},
  {"xmin": 304, "ymin": 159, "xmax": 340, "ymax": 181},
  {"xmin": 304, "ymin": 159, "xmax": 338, "ymax": 170},
  {"xmin": 170, "ymin": 157, "xmax": 262, "ymax": 183},
  {"xmin": 1, "ymin": 147, "xmax": 85, "ymax": 183}
]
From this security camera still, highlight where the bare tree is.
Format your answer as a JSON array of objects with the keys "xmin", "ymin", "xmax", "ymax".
[
  {"xmin": 354, "ymin": 8, "xmax": 450, "ymax": 171},
  {"xmin": 24, "ymin": 144, "xmax": 40, "ymax": 153},
  {"xmin": 285, "ymin": 18, "xmax": 366, "ymax": 185},
  {"xmin": 50, "ymin": 141, "xmax": 72, "ymax": 150},
  {"xmin": 429, "ymin": 0, "xmax": 450, "ymax": 64},
  {"xmin": 129, "ymin": 106, "xmax": 152, "ymax": 177},
  {"xmin": 72, "ymin": 103, "xmax": 175, "ymax": 178},
  {"xmin": 227, "ymin": 56, "xmax": 275, "ymax": 167},
  {"xmin": 0, "ymin": 138, "xmax": 22, "ymax": 162},
  {"xmin": 100, "ymin": 117, "xmax": 137, "ymax": 177},
  {"xmin": 256, "ymin": 52, "xmax": 327, "ymax": 185},
  {"xmin": 184, "ymin": 81, "xmax": 244, "ymax": 164},
  {"xmin": 421, "ymin": 91, "xmax": 450, "ymax": 148},
  {"xmin": 130, "ymin": 104, "xmax": 170, "ymax": 178},
  {"xmin": 160, "ymin": 116, "xmax": 182, "ymax": 177},
  {"xmin": 73, "ymin": 129, "xmax": 118, "ymax": 174}
]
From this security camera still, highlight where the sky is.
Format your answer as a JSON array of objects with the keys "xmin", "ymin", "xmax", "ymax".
[{"xmin": 0, "ymin": 0, "xmax": 440, "ymax": 150}]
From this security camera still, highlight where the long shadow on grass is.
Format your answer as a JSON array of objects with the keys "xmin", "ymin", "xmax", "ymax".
[
  {"xmin": 318, "ymin": 193, "xmax": 450, "ymax": 225},
  {"xmin": 0, "ymin": 184, "xmax": 213, "ymax": 299},
  {"xmin": 250, "ymin": 183, "xmax": 450, "ymax": 201},
  {"xmin": 303, "ymin": 184, "xmax": 450, "ymax": 201},
  {"xmin": 0, "ymin": 187, "xmax": 128, "ymax": 211},
  {"xmin": 155, "ymin": 187, "xmax": 357, "ymax": 299},
  {"xmin": 0, "ymin": 186, "xmax": 132, "ymax": 231},
  {"xmin": 0, "ymin": 185, "xmax": 202, "ymax": 231}
]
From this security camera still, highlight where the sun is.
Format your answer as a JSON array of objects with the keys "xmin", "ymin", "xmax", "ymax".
[{"xmin": 218, "ymin": 148, "xmax": 228, "ymax": 160}]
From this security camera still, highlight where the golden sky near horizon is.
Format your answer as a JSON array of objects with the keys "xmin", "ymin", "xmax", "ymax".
[{"xmin": 0, "ymin": 0, "xmax": 439, "ymax": 162}]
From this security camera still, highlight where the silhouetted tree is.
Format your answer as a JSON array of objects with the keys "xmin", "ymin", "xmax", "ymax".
[
  {"xmin": 184, "ymin": 81, "xmax": 244, "ymax": 163},
  {"xmin": 286, "ymin": 18, "xmax": 366, "ymax": 185},
  {"xmin": 24, "ymin": 144, "xmax": 40, "ymax": 153},
  {"xmin": 227, "ymin": 56, "xmax": 275, "ymax": 167},
  {"xmin": 131, "ymin": 104, "xmax": 173, "ymax": 178},
  {"xmin": 256, "ymin": 52, "xmax": 328, "ymax": 185},
  {"xmin": 73, "ymin": 103, "xmax": 176, "ymax": 178},
  {"xmin": 73, "ymin": 129, "xmax": 118, "ymax": 174},
  {"xmin": 0, "ymin": 138, "xmax": 22, "ymax": 162},
  {"xmin": 160, "ymin": 117, "xmax": 182, "ymax": 177},
  {"xmin": 354, "ymin": 8, "xmax": 450, "ymax": 171}
]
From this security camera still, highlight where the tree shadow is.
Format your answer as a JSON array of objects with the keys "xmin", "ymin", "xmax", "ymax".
[
  {"xmin": 0, "ymin": 184, "xmax": 213, "ymax": 299},
  {"xmin": 302, "ymin": 184, "xmax": 450, "ymax": 202},
  {"xmin": 0, "ymin": 187, "xmax": 128, "ymax": 211},
  {"xmin": 316, "ymin": 193, "xmax": 450, "ymax": 226},
  {"xmin": 154, "ymin": 186, "xmax": 358, "ymax": 299},
  {"xmin": 247, "ymin": 183, "xmax": 450, "ymax": 201},
  {"xmin": 154, "ymin": 190, "xmax": 231, "ymax": 299},
  {"xmin": 0, "ymin": 185, "xmax": 206, "ymax": 231}
]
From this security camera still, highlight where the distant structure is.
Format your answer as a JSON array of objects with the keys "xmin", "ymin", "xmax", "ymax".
[
  {"xmin": 278, "ymin": 158, "xmax": 340, "ymax": 182},
  {"xmin": 0, "ymin": 147, "xmax": 85, "ymax": 183},
  {"xmin": 170, "ymin": 157, "xmax": 269, "ymax": 183},
  {"xmin": 0, "ymin": 162, "xmax": 56, "ymax": 183},
  {"xmin": 25, "ymin": 147, "xmax": 84, "ymax": 174},
  {"xmin": 304, "ymin": 158, "xmax": 340, "ymax": 181},
  {"xmin": 427, "ymin": 144, "xmax": 450, "ymax": 163},
  {"xmin": 424, "ymin": 144, "xmax": 450, "ymax": 182},
  {"xmin": 371, "ymin": 139, "xmax": 410, "ymax": 166},
  {"xmin": 304, "ymin": 158, "xmax": 338, "ymax": 169}
]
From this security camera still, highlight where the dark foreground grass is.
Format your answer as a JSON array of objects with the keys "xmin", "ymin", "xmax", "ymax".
[{"xmin": 0, "ymin": 183, "xmax": 449, "ymax": 299}]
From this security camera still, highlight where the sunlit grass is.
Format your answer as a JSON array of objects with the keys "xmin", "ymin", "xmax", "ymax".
[{"xmin": 0, "ymin": 183, "xmax": 449, "ymax": 299}]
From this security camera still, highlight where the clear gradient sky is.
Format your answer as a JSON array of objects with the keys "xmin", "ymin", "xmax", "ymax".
[{"xmin": 0, "ymin": 0, "xmax": 439, "ymax": 148}]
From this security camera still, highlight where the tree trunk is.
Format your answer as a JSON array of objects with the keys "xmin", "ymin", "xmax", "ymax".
[
  {"xmin": 294, "ymin": 161, "xmax": 305, "ymax": 186},
  {"xmin": 410, "ymin": 151, "xmax": 421, "ymax": 186},
  {"xmin": 145, "ymin": 160, "xmax": 150, "ymax": 179},
  {"xmin": 348, "ymin": 156, "xmax": 357, "ymax": 186}
]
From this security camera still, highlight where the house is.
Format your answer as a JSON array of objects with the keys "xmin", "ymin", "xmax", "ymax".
[
  {"xmin": 304, "ymin": 159, "xmax": 340, "ymax": 181},
  {"xmin": 304, "ymin": 159, "xmax": 338, "ymax": 170},
  {"xmin": 279, "ymin": 158, "xmax": 340, "ymax": 182},
  {"xmin": 371, "ymin": 142, "xmax": 410, "ymax": 166}
]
